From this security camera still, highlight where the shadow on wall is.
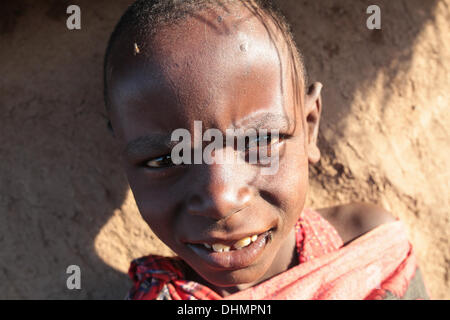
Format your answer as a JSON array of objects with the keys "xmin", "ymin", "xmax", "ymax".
[
  {"xmin": 0, "ymin": 0, "xmax": 135, "ymax": 299},
  {"xmin": 0, "ymin": 0, "xmax": 440, "ymax": 299}
]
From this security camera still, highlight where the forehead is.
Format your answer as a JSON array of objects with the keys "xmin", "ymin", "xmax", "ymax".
[{"xmin": 108, "ymin": 5, "xmax": 302, "ymax": 139}]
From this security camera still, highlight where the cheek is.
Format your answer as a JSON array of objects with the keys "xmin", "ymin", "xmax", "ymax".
[
  {"xmin": 125, "ymin": 168, "xmax": 181, "ymax": 243},
  {"xmin": 262, "ymin": 142, "xmax": 309, "ymax": 222}
]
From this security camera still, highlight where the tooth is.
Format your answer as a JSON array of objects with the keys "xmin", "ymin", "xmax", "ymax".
[
  {"xmin": 204, "ymin": 243, "xmax": 211, "ymax": 249},
  {"xmin": 233, "ymin": 236, "xmax": 252, "ymax": 250},
  {"xmin": 251, "ymin": 235, "xmax": 258, "ymax": 242},
  {"xmin": 212, "ymin": 243, "xmax": 230, "ymax": 252}
]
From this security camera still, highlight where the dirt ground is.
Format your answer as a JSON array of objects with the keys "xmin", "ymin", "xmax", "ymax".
[{"xmin": 0, "ymin": 0, "xmax": 448, "ymax": 299}]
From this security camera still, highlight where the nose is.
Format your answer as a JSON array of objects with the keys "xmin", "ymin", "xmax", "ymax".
[{"xmin": 186, "ymin": 152, "xmax": 255, "ymax": 220}]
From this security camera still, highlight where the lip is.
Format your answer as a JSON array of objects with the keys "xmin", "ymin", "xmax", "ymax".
[{"xmin": 186, "ymin": 229, "xmax": 274, "ymax": 270}]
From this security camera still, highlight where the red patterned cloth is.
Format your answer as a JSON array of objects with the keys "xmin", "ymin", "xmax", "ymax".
[
  {"xmin": 126, "ymin": 207, "xmax": 428, "ymax": 300},
  {"xmin": 126, "ymin": 255, "xmax": 222, "ymax": 300}
]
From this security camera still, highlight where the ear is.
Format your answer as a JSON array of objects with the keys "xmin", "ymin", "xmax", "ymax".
[{"xmin": 304, "ymin": 82, "xmax": 322, "ymax": 164}]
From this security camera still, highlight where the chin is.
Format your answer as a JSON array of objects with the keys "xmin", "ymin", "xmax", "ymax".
[{"xmin": 199, "ymin": 260, "xmax": 272, "ymax": 289}]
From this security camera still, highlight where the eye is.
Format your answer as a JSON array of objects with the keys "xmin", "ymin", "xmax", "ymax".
[
  {"xmin": 245, "ymin": 133, "xmax": 282, "ymax": 150},
  {"xmin": 145, "ymin": 154, "xmax": 176, "ymax": 169},
  {"xmin": 242, "ymin": 133, "xmax": 289, "ymax": 164}
]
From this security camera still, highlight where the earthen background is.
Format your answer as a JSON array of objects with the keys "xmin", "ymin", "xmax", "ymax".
[{"xmin": 0, "ymin": 0, "xmax": 448, "ymax": 299}]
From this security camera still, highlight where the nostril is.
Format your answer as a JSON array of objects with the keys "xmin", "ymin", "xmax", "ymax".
[{"xmin": 186, "ymin": 185, "xmax": 254, "ymax": 219}]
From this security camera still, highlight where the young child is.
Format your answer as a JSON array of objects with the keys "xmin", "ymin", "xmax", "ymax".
[{"xmin": 103, "ymin": 0, "xmax": 429, "ymax": 299}]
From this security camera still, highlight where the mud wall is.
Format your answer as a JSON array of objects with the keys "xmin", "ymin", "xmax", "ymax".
[{"xmin": 0, "ymin": 0, "xmax": 448, "ymax": 299}]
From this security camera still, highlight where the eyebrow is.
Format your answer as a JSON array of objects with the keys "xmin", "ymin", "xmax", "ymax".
[
  {"xmin": 124, "ymin": 134, "xmax": 175, "ymax": 158},
  {"xmin": 234, "ymin": 112, "xmax": 294, "ymax": 131},
  {"xmin": 124, "ymin": 113, "xmax": 294, "ymax": 158}
]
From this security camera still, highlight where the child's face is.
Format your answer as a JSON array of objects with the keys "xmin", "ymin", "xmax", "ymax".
[{"xmin": 107, "ymin": 6, "xmax": 321, "ymax": 288}]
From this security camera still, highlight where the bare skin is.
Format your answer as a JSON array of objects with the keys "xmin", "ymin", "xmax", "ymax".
[
  {"xmin": 106, "ymin": 4, "xmax": 395, "ymax": 297},
  {"xmin": 317, "ymin": 202, "xmax": 397, "ymax": 245}
]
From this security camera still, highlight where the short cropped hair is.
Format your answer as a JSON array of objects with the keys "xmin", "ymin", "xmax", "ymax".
[{"xmin": 104, "ymin": 0, "xmax": 307, "ymax": 112}]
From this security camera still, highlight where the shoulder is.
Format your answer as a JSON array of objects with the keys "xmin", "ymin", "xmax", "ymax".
[{"xmin": 315, "ymin": 202, "xmax": 397, "ymax": 245}]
